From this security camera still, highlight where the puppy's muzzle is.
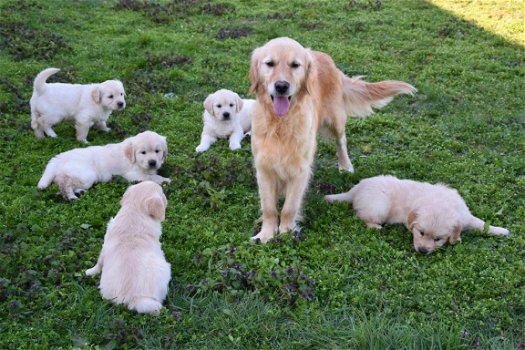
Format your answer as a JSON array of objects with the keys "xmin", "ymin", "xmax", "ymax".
[
  {"xmin": 417, "ymin": 247, "xmax": 430, "ymax": 254},
  {"xmin": 117, "ymin": 101, "xmax": 125, "ymax": 109},
  {"xmin": 222, "ymin": 112, "xmax": 230, "ymax": 120},
  {"xmin": 148, "ymin": 159, "xmax": 157, "ymax": 168}
]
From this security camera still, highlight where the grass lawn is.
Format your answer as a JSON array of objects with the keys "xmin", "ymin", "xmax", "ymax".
[{"xmin": 0, "ymin": 0, "xmax": 523, "ymax": 348}]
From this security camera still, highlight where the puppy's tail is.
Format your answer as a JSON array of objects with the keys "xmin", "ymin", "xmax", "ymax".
[
  {"xmin": 129, "ymin": 297, "xmax": 162, "ymax": 315},
  {"xmin": 38, "ymin": 159, "xmax": 57, "ymax": 190},
  {"xmin": 466, "ymin": 215, "xmax": 510, "ymax": 236},
  {"xmin": 325, "ymin": 186, "xmax": 358, "ymax": 204},
  {"xmin": 342, "ymin": 75, "xmax": 416, "ymax": 118},
  {"xmin": 33, "ymin": 68, "xmax": 60, "ymax": 96}
]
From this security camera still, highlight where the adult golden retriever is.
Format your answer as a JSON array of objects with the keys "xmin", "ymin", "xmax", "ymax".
[{"xmin": 249, "ymin": 37, "xmax": 416, "ymax": 243}]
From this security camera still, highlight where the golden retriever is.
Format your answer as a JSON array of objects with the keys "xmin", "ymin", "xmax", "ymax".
[
  {"xmin": 325, "ymin": 175, "xmax": 510, "ymax": 254},
  {"xmin": 249, "ymin": 37, "xmax": 416, "ymax": 243},
  {"xmin": 86, "ymin": 181, "xmax": 171, "ymax": 314},
  {"xmin": 30, "ymin": 68, "xmax": 126, "ymax": 143},
  {"xmin": 38, "ymin": 131, "xmax": 170, "ymax": 200}
]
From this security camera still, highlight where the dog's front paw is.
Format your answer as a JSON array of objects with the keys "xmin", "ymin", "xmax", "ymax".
[
  {"xmin": 229, "ymin": 142, "xmax": 241, "ymax": 150},
  {"xmin": 490, "ymin": 226, "xmax": 510, "ymax": 236},
  {"xmin": 85, "ymin": 266, "xmax": 101, "ymax": 276},
  {"xmin": 195, "ymin": 144, "xmax": 208, "ymax": 153},
  {"xmin": 251, "ymin": 230, "xmax": 275, "ymax": 244},
  {"xmin": 150, "ymin": 175, "xmax": 171, "ymax": 184}
]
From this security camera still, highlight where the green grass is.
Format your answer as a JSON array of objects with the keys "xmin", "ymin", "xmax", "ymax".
[{"xmin": 0, "ymin": 0, "xmax": 524, "ymax": 348}]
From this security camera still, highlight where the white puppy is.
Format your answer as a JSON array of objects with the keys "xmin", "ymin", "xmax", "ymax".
[
  {"xmin": 38, "ymin": 131, "xmax": 170, "ymax": 200},
  {"xmin": 86, "ymin": 181, "xmax": 171, "ymax": 315},
  {"xmin": 325, "ymin": 175, "xmax": 510, "ymax": 254},
  {"xmin": 30, "ymin": 67, "xmax": 126, "ymax": 143},
  {"xmin": 195, "ymin": 89, "xmax": 255, "ymax": 152}
]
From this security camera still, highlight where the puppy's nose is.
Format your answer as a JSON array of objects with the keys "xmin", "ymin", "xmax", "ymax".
[
  {"xmin": 418, "ymin": 247, "xmax": 429, "ymax": 254},
  {"xmin": 223, "ymin": 112, "xmax": 230, "ymax": 120},
  {"xmin": 148, "ymin": 160, "xmax": 157, "ymax": 168},
  {"xmin": 117, "ymin": 101, "xmax": 124, "ymax": 108},
  {"xmin": 274, "ymin": 80, "xmax": 289, "ymax": 95}
]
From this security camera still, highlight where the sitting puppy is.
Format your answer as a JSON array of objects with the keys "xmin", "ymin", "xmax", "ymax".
[
  {"xmin": 86, "ymin": 181, "xmax": 171, "ymax": 315},
  {"xmin": 195, "ymin": 89, "xmax": 255, "ymax": 152},
  {"xmin": 325, "ymin": 175, "xmax": 510, "ymax": 254},
  {"xmin": 38, "ymin": 131, "xmax": 170, "ymax": 200},
  {"xmin": 30, "ymin": 67, "xmax": 126, "ymax": 143}
]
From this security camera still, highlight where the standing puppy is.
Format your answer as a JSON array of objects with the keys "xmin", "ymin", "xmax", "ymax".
[
  {"xmin": 86, "ymin": 181, "xmax": 171, "ymax": 314},
  {"xmin": 249, "ymin": 37, "xmax": 415, "ymax": 243},
  {"xmin": 196, "ymin": 89, "xmax": 255, "ymax": 152},
  {"xmin": 38, "ymin": 131, "xmax": 170, "ymax": 200},
  {"xmin": 325, "ymin": 175, "xmax": 510, "ymax": 254},
  {"xmin": 30, "ymin": 68, "xmax": 126, "ymax": 143}
]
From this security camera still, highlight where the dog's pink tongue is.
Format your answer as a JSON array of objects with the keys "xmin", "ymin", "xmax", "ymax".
[{"xmin": 273, "ymin": 96, "xmax": 290, "ymax": 117}]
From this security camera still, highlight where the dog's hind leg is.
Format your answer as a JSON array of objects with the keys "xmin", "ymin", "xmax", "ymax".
[
  {"xmin": 57, "ymin": 175, "xmax": 78, "ymax": 201},
  {"xmin": 466, "ymin": 215, "xmax": 510, "ymax": 236}
]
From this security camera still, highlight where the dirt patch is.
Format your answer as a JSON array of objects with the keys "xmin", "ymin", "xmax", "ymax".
[
  {"xmin": 115, "ymin": 0, "xmax": 201, "ymax": 23},
  {"xmin": 216, "ymin": 26, "xmax": 251, "ymax": 40},
  {"xmin": 130, "ymin": 112, "xmax": 152, "ymax": 132},
  {"xmin": 200, "ymin": 2, "xmax": 235, "ymax": 16},
  {"xmin": 145, "ymin": 52, "xmax": 192, "ymax": 69}
]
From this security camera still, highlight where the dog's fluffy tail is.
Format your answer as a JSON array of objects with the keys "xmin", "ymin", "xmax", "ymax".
[
  {"xmin": 342, "ymin": 76, "xmax": 416, "ymax": 118},
  {"xmin": 466, "ymin": 215, "xmax": 510, "ymax": 236},
  {"xmin": 37, "ymin": 159, "xmax": 57, "ymax": 190},
  {"xmin": 33, "ymin": 68, "xmax": 60, "ymax": 96},
  {"xmin": 129, "ymin": 297, "xmax": 162, "ymax": 315},
  {"xmin": 325, "ymin": 185, "xmax": 358, "ymax": 204}
]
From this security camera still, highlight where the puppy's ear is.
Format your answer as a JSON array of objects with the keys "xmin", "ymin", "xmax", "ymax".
[
  {"xmin": 448, "ymin": 225, "xmax": 462, "ymax": 245},
  {"xmin": 146, "ymin": 195, "xmax": 166, "ymax": 221},
  {"xmin": 304, "ymin": 49, "xmax": 315, "ymax": 96},
  {"xmin": 162, "ymin": 137, "xmax": 168, "ymax": 161},
  {"xmin": 407, "ymin": 209, "xmax": 418, "ymax": 231},
  {"xmin": 124, "ymin": 141, "xmax": 135, "ymax": 163},
  {"xmin": 203, "ymin": 93, "xmax": 215, "ymax": 116},
  {"xmin": 249, "ymin": 48, "xmax": 261, "ymax": 95},
  {"xmin": 91, "ymin": 87, "xmax": 102, "ymax": 104},
  {"xmin": 235, "ymin": 93, "xmax": 244, "ymax": 113}
]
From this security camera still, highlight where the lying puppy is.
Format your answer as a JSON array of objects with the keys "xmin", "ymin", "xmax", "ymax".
[
  {"xmin": 30, "ymin": 67, "xmax": 126, "ymax": 143},
  {"xmin": 38, "ymin": 131, "xmax": 170, "ymax": 200},
  {"xmin": 86, "ymin": 181, "xmax": 171, "ymax": 314},
  {"xmin": 325, "ymin": 175, "xmax": 510, "ymax": 254},
  {"xmin": 195, "ymin": 89, "xmax": 255, "ymax": 152}
]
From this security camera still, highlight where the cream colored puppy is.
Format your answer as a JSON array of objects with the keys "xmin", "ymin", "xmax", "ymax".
[
  {"xmin": 325, "ymin": 175, "xmax": 510, "ymax": 254},
  {"xmin": 30, "ymin": 67, "xmax": 126, "ymax": 143},
  {"xmin": 38, "ymin": 131, "xmax": 170, "ymax": 200},
  {"xmin": 86, "ymin": 181, "xmax": 171, "ymax": 315},
  {"xmin": 195, "ymin": 89, "xmax": 255, "ymax": 152}
]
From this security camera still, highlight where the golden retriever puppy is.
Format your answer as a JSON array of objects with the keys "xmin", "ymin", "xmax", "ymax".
[
  {"xmin": 249, "ymin": 37, "xmax": 416, "ymax": 243},
  {"xmin": 30, "ymin": 67, "xmax": 126, "ymax": 143},
  {"xmin": 196, "ymin": 89, "xmax": 255, "ymax": 152},
  {"xmin": 86, "ymin": 181, "xmax": 171, "ymax": 314},
  {"xmin": 38, "ymin": 131, "xmax": 170, "ymax": 200},
  {"xmin": 325, "ymin": 175, "xmax": 510, "ymax": 254}
]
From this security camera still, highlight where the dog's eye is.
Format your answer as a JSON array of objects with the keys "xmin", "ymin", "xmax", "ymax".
[
  {"xmin": 217, "ymin": 104, "xmax": 222, "ymax": 108},
  {"xmin": 434, "ymin": 238, "xmax": 442, "ymax": 242},
  {"xmin": 140, "ymin": 151, "xmax": 146, "ymax": 155},
  {"xmin": 291, "ymin": 62, "xmax": 300, "ymax": 68},
  {"xmin": 230, "ymin": 103, "xmax": 234, "ymax": 107},
  {"xmin": 420, "ymin": 231, "xmax": 424, "ymax": 237},
  {"xmin": 265, "ymin": 61, "xmax": 275, "ymax": 67},
  {"xmin": 155, "ymin": 150, "xmax": 160, "ymax": 153},
  {"xmin": 108, "ymin": 95, "xmax": 114, "ymax": 99}
]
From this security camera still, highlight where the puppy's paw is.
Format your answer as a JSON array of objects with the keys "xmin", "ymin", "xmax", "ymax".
[
  {"xmin": 251, "ymin": 231, "xmax": 275, "ymax": 244},
  {"xmin": 365, "ymin": 222, "xmax": 383, "ymax": 229},
  {"xmin": 85, "ymin": 265, "xmax": 101, "ymax": 276},
  {"xmin": 101, "ymin": 127, "xmax": 111, "ymax": 133},
  {"xmin": 150, "ymin": 175, "xmax": 171, "ymax": 184},
  {"xmin": 490, "ymin": 226, "xmax": 510, "ymax": 236},
  {"xmin": 229, "ymin": 143, "xmax": 241, "ymax": 151},
  {"xmin": 338, "ymin": 164, "xmax": 355, "ymax": 173},
  {"xmin": 195, "ymin": 144, "xmax": 208, "ymax": 153}
]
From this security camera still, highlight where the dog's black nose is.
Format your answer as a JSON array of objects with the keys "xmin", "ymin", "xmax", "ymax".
[
  {"xmin": 223, "ymin": 112, "xmax": 230, "ymax": 120},
  {"xmin": 274, "ymin": 80, "xmax": 289, "ymax": 95},
  {"xmin": 148, "ymin": 160, "xmax": 157, "ymax": 168},
  {"xmin": 418, "ymin": 247, "xmax": 429, "ymax": 254},
  {"xmin": 117, "ymin": 102, "xmax": 124, "ymax": 108}
]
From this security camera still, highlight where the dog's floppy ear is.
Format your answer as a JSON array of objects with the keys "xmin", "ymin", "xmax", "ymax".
[
  {"xmin": 249, "ymin": 47, "xmax": 261, "ymax": 95},
  {"xmin": 407, "ymin": 209, "xmax": 418, "ymax": 231},
  {"xmin": 304, "ymin": 48, "xmax": 315, "ymax": 96},
  {"xmin": 448, "ymin": 225, "xmax": 462, "ymax": 245},
  {"xmin": 161, "ymin": 136, "xmax": 168, "ymax": 161},
  {"xmin": 91, "ymin": 87, "xmax": 102, "ymax": 104},
  {"xmin": 124, "ymin": 141, "xmax": 135, "ymax": 163},
  {"xmin": 146, "ymin": 194, "xmax": 166, "ymax": 221},
  {"xmin": 234, "ymin": 93, "xmax": 244, "ymax": 113},
  {"xmin": 203, "ymin": 93, "xmax": 215, "ymax": 116}
]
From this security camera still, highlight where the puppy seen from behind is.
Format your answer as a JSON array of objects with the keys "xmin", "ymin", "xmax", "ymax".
[
  {"xmin": 86, "ymin": 181, "xmax": 171, "ymax": 315},
  {"xmin": 196, "ymin": 89, "xmax": 255, "ymax": 152},
  {"xmin": 38, "ymin": 130, "xmax": 170, "ymax": 201},
  {"xmin": 30, "ymin": 67, "xmax": 126, "ymax": 143},
  {"xmin": 325, "ymin": 175, "xmax": 510, "ymax": 254}
]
